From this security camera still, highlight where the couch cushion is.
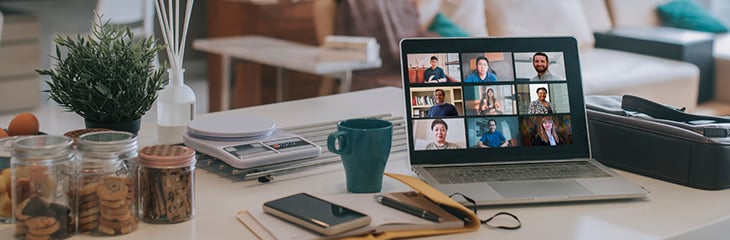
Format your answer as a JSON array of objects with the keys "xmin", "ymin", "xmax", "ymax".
[
  {"xmin": 580, "ymin": 48, "xmax": 699, "ymax": 110},
  {"xmin": 657, "ymin": 0, "xmax": 729, "ymax": 33},
  {"xmin": 428, "ymin": 12, "xmax": 470, "ymax": 37},
  {"xmin": 484, "ymin": 0, "xmax": 595, "ymax": 50},
  {"xmin": 418, "ymin": 0, "xmax": 488, "ymax": 37},
  {"xmin": 582, "ymin": 0, "xmax": 613, "ymax": 32},
  {"xmin": 605, "ymin": 0, "xmax": 669, "ymax": 27}
]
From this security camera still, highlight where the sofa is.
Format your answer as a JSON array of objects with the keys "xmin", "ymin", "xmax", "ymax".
[
  {"xmin": 0, "ymin": 10, "xmax": 41, "ymax": 113},
  {"xmin": 316, "ymin": 0, "xmax": 730, "ymax": 113}
]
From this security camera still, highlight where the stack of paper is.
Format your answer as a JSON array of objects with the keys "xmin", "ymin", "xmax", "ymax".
[{"xmin": 321, "ymin": 35, "xmax": 380, "ymax": 62}]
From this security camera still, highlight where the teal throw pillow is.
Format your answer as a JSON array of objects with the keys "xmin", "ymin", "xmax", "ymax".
[
  {"xmin": 657, "ymin": 0, "xmax": 728, "ymax": 33},
  {"xmin": 427, "ymin": 12, "xmax": 471, "ymax": 37}
]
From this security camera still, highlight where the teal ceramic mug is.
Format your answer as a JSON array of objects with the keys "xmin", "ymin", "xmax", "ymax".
[{"xmin": 327, "ymin": 119, "xmax": 393, "ymax": 193}]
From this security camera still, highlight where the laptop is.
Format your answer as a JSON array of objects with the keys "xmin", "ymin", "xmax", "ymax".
[{"xmin": 399, "ymin": 37, "xmax": 648, "ymax": 205}]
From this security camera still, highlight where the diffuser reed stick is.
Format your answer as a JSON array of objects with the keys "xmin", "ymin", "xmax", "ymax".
[
  {"xmin": 154, "ymin": 0, "xmax": 197, "ymax": 144},
  {"xmin": 154, "ymin": 0, "xmax": 194, "ymax": 75}
]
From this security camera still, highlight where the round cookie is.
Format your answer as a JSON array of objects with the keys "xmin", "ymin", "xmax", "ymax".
[
  {"xmin": 79, "ymin": 199, "xmax": 99, "ymax": 210},
  {"xmin": 96, "ymin": 181, "xmax": 128, "ymax": 201},
  {"xmin": 118, "ymin": 224, "xmax": 135, "ymax": 234},
  {"xmin": 26, "ymin": 232, "xmax": 51, "ymax": 240},
  {"xmin": 78, "ymin": 182, "xmax": 100, "ymax": 195},
  {"xmin": 101, "ymin": 211, "xmax": 132, "ymax": 222},
  {"xmin": 26, "ymin": 216, "xmax": 60, "ymax": 236},
  {"xmin": 14, "ymin": 178, "xmax": 33, "ymax": 205},
  {"xmin": 15, "ymin": 220, "xmax": 28, "ymax": 235},
  {"xmin": 78, "ymin": 213, "xmax": 98, "ymax": 224},
  {"xmin": 78, "ymin": 206, "xmax": 100, "ymax": 217},
  {"xmin": 79, "ymin": 193, "xmax": 99, "ymax": 203},
  {"xmin": 14, "ymin": 197, "xmax": 32, "ymax": 221},
  {"xmin": 98, "ymin": 224, "xmax": 117, "ymax": 235},
  {"xmin": 99, "ymin": 217, "xmax": 132, "ymax": 229},
  {"xmin": 99, "ymin": 199, "xmax": 128, "ymax": 209},
  {"xmin": 100, "ymin": 205, "xmax": 130, "ymax": 216},
  {"xmin": 79, "ymin": 221, "xmax": 99, "ymax": 232}
]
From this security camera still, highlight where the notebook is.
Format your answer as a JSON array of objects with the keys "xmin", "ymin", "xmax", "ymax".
[{"xmin": 399, "ymin": 37, "xmax": 648, "ymax": 205}]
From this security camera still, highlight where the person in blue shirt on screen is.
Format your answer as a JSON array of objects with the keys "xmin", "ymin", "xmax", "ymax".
[
  {"xmin": 464, "ymin": 56, "xmax": 497, "ymax": 82},
  {"xmin": 478, "ymin": 119, "xmax": 508, "ymax": 148},
  {"xmin": 423, "ymin": 56, "xmax": 447, "ymax": 83},
  {"xmin": 427, "ymin": 89, "xmax": 458, "ymax": 117}
]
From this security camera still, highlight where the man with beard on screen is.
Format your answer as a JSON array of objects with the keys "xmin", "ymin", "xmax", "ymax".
[{"xmin": 530, "ymin": 52, "xmax": 563, "ymax": 81}]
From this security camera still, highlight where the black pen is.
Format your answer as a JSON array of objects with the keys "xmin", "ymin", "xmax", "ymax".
[{"xmin": 374, "ymin": 195, "xmax": 443, "ymax": 222}]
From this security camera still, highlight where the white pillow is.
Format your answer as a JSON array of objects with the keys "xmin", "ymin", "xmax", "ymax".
[
  {"xmin": 418, "ymin": 0, "xmax": 489, "ymax": 37},
  {"xmin": 484, "ymin": 0, "xmax": 595, "ymax": 50}
]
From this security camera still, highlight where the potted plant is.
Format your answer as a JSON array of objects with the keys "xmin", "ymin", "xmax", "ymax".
[{"xmin": 37, "ymin": 16, "xmax": 165, "ymax": 135}]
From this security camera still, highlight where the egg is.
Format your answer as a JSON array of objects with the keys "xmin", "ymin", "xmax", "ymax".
[
  {"xmin": 7, "ymin": 112, "xmax": 39, "ymax": 136},
  {"xmin": 0, "ymin": 128, "xmax": 7, "ymax": 138}
]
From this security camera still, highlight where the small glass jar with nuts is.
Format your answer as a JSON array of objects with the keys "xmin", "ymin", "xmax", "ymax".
[{"xmin": 75, "ymin": 131, "xmax": 139, "ymax": 236}]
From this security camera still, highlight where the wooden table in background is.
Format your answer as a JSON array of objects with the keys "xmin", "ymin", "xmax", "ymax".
[{"xmin": 193, "ymin": 35, "xmax": 381, "ymax": 111}]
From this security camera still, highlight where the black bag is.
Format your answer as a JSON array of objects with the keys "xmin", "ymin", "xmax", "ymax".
[{"xmin": 585, "ymin": 95, "xmax": 730, "ymax": 190}]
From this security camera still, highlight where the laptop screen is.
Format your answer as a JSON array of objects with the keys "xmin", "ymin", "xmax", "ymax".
[{"xmin": 400, "ymin": 37, "xmax": 590, "ymax": 165}]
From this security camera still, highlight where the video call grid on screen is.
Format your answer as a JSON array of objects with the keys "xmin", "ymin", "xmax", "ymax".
[{"xmin": 400, "ymin": 37, "xmax": 590, "ymax": 164}]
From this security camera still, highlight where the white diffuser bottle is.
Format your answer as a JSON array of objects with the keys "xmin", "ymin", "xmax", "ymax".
[{"xmin": 157, "ymin": 68, "xmax": 196, "ymax": 144}]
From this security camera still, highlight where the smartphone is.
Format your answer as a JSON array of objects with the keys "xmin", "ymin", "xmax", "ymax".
[{"xmin": 263, "ymin": 192, "xmax": 371, "ymax": 236}]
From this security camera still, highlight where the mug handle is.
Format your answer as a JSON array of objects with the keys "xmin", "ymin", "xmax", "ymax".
[{"xmin": 327, "ymin": 131, "xmax": 349, "ymax": 154}]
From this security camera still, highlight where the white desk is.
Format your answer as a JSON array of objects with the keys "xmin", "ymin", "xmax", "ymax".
[
  {"xmin": 192, "ymin": 35, "xmax": 382, "ymax": 111},
  {"xmin": 2, "ymin": 87, "xmax": 730, "ymax": 239}
]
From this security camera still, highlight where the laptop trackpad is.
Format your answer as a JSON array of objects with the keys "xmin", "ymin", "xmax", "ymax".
[{"xmin": 490, "ymin": 180, "xmax": 592, "ymax": 199}]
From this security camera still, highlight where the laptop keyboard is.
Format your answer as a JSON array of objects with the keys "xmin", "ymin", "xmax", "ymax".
[{"xmin": 426, "ymin": 161, "xmax": 612, "ymax": 184}]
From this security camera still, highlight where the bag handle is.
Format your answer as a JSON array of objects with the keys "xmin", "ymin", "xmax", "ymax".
[
  {"xmin": 621, "ymin": 95, "xmax": 730, "ymax": 124},
  {"xmin": 621, "ymin": 95, "xmax": 730, "ymax": 137}
]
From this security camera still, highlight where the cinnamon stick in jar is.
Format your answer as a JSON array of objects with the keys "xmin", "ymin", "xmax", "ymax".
[{"xmin": 138, "ymin": 145, "xmax": 196, "ymax": 224}]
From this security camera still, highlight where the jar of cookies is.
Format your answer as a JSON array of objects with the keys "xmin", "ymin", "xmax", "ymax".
[
  {"xmin": 0, "ymin": 136, "xmax": 20, "ymax": 223},
  {"xmin": 11, "ymin": 135, "xmax": 75, "ymax": 239},
  {"xmin": 138, "ymin": 145, "xmax": 196, "ymax": 224},
  {"xmin": 75, "ymin": 131, "xmax": 138, "ymax": 235}
]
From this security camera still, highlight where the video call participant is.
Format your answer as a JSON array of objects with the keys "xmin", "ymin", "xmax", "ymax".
[
  {"xmin": 532, "ymin": 116, "xmax": 564, "ymax": 146},
  {"xmin": 427, "ymin": 89, "xmax": 459, "ymax": 117},
  {"xmin": 528, "ymin": 87, "xmax": 555, "ymax": 114},
  {"xmin": 425, "ymin": 118, "xmax": 461, "ymax": 150},
  {"xmin": 423, "ymin": 56, "xmax": 447, "ymax": 82},
  {"xmin": 530, "ymin": 52, "xmax": 562, "ymax": 81},
  {"xmin": 478, "ymin": 88, "xmax": 502, "ymax": 115},
  {"xmin": 478, "ymin": 119, "xmax": 508, "ymax": 148},
  {"xmin": 464, "ymin": 56, "xmax": 497, "ymax": 82}
]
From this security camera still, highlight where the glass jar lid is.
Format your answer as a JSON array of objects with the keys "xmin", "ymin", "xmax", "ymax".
[
  {"xmin": 138, "ymin": 145, "xmax": 195, "ymax": 168},
  {"xmin": 12, "ymin": 135, "xmax": 74, "ymax": 163}
]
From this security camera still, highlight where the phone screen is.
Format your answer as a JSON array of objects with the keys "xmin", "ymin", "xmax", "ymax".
[{"xmin": 264, "ymin": 193, "xmax": 367, "ymax": 227}]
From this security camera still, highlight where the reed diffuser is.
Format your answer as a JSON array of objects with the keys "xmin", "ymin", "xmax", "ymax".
[{"xmin": 155, "ymin": 0, "xmax": 196, "ymax": 144}]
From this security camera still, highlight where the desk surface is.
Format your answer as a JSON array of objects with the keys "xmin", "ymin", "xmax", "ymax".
[{"xmin": 2, "ymin": 87, "xmax": 730, "ymax": 239}]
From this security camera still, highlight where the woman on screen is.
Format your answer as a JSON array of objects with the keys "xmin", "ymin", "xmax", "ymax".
[
  {"xmin": 528, "ymin": 87, "xmax": 555, "ymax": 114},
  {"xmin": 478, "ymin": 88, "xmax": 502, "ymax": 115},
  {"xmin": 425, "ymin": 118, "xmax": 460, "ymax": 150},
  {"xmin": 532, "ymin": 116, "xmax": 563, "ymax": 146}
]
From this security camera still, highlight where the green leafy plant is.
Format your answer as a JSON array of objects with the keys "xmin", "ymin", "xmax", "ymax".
[{"xmin": 37, "ymin": 16, "xmax": 165, "ymax": 123}]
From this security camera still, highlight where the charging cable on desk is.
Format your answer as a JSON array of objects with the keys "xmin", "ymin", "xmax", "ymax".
[{"xmin": 446, "ymin": 192, "xmax": 522, "ymax": 230}]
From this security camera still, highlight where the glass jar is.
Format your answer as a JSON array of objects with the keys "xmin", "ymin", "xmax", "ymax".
[
  {"xmin": 75, "ymin": 131, "xmax": 138, "ymax": 235},
  {"xmin": 11, "ymin": 135, "xmax": 75, "ymax": 239},
  {"xmin": 138, "ymin": 145, "xmax": 196, "ymax": 224},
  {"xmin": 0, "ymin": 136, "xmax": 20, "ymax": 223}
]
